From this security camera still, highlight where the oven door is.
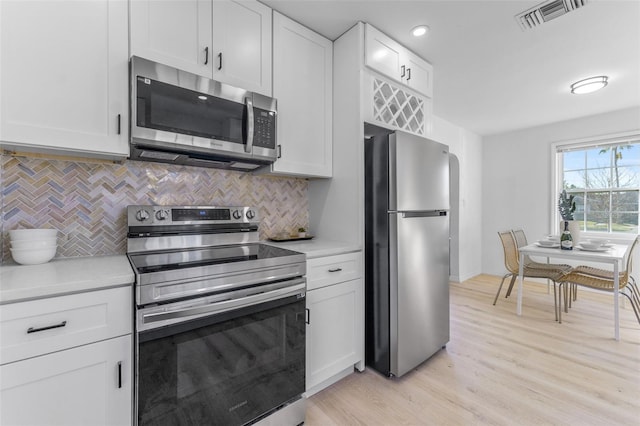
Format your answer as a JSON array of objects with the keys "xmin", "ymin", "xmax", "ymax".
[{"xmin": 136, "ymin": 281, "xmax": 306, "ymax": 426}]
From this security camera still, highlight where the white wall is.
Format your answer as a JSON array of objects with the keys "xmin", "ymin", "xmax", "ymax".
[
  {"xmin": 482, "ymin": 106, "xmax": 640, "ymax": 276},
  {"xmin": 432, "ymin": 115, "xmax": 483, "ymax": 282}
]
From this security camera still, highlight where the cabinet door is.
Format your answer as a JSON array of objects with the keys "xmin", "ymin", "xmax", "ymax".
[
  {"xmin": 0, "ymin": 0, "xmax": 129, "ymax": 159},
  {"xmin": 129, "ymin": 0, "xmax": 212, "ymax": 77},
  {"xmin": 271, "ymin": 12, "xmax": 332, "ymax": 178},
  {"xmin": 306, "ymin": 279, "xmax": 363, "ymax": 391},
  {"xmin": 212, "ymin": 0, "xmax": 272, "ymax": 95},
  {"xmin": 0, "ymin": 335, "xmax": 132, "ymax": 426},
  {"xmin": 403, "ymin": 50, "xmax": 433, "ymax": 98},
  {"xmin": 364, "ymin": 24, "xmax": 403, "ymax": 83}
]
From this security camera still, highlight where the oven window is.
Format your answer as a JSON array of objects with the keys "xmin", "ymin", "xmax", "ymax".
[
  {"xmin": 137, "ymin": 298, "xmax": 305, "ymax": 426},
  {"xmin": 136, "ymin": 77, "xmax": 245, "ymax": 144}
]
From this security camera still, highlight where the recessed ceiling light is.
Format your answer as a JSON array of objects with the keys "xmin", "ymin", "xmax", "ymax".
[
  {"xmin": 570, "ymin": 76, "xmax": 608, "ymax": 94},
  {"xmin": 411, "ymin": 25, "xmax": 429, "ymax": 37},
  {"xmin": 198, "ymin": 95, "xmax": 208, "ymax": 100}
]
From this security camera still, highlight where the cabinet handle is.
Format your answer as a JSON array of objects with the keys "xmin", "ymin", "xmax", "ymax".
[
  {"xmin": 328, "ymin": 267, "xmax": 343, "ymax": 273},
  {"xmin": 401, "ymin": 65, "xmax": 406, "ymax": 78},
  {"xmin": 27, "ymin": 320, "xmax": 67, "ymax": 334},
  {"xmin": 217, "ymin": 52, "xmax": 223, "ymax": 70},
  {"xmin": 117, "ymin": 114, "xmax": 121, "ymax": 135},
  {"xmin": 204, "ymin": 47, "xmax": 209, "ymax": 65},
  {"xmin": 117, "ymin": 361, "xmax": 122, "ymax": 389},
  {"xmin": 305, "ymin": 308, "xmax": 310, "ymax": 324},
  {"xmin": 277, "ymin": 144, "xmax": 282, "ymax": 159},
  {"xmin": 407, "ymin": 68, "xmax": 411, "ymax": 81}
]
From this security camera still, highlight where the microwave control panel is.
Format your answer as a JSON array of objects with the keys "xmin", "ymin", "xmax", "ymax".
[{"xmin": 253, "ymin": 108, "xmax": 276, "ymax": 149}]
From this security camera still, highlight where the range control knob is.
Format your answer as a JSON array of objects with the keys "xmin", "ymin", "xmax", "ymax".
[
  {"xmin": 232, "ymin": 210, "xmax": 242, "ymax": 220},
  {"xmin": 246, "ymin": 209, "xmax": 256, "ymax": 220},
  {"xmin": 135, "ymin": 209, "xmax": 150, "ymax": 222},
  {"xmin": 155, "ymin": 210, "xmax": 168, "ymax": 221}
]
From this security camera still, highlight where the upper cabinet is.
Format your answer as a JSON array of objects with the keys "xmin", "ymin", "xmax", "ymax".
[
  {"xmin": 364, "ymin": 24, "xmax": 433, "ymax": 98},
  {"xmin": 212, "ymin": 0, "xmax": 272, "ymax": 95},
  {"xmin": 269, "ymin": 12, "xmax": 333, "ymax": 178},
  {"xmin": 129, "ymin": 0, "xmax": 212, "ymax": 77},
  {"xmin": 130, "ymin": 0, "xmax": 272, "ymax": 96},
  {"xmin": 0, "ymin": 0, "xmax": 129, "ymax": 160}
]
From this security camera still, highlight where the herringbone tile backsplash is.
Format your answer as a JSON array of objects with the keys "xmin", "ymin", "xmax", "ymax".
[{"xmin": 1, "ymin": 154, "xmax": 308, "ymax": 264}]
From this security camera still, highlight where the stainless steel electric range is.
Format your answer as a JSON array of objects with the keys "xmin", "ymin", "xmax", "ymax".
[{"xmin": 126, "ymin": 205, "xmax": 306, "ymax": 426}]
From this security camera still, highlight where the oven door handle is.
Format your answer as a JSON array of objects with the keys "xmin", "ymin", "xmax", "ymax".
[{"xmin": 140, "ymin": 279, "xmax": 306, "ymax": 326}]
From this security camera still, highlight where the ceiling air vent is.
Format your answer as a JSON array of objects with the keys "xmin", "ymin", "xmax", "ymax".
[{"xmin": 516, "ymin": 0, "xmax": 588, "ymax": 30}]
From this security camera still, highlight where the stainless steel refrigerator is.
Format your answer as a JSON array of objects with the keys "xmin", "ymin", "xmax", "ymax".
[{"xmin": 364, "ymin": 126, "xmax": 450, "ymax": 378}]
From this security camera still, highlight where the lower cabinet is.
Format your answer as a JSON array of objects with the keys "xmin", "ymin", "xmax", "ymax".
[
  {"xmin": 306, "ymin": 278, "xmax": 364, "ymax": 391},
  {"xmin": 305, "ymin": 251, "xmax": 364, "ymax": 395},
  {"xmin": 0, "ymin": 334, "xmax": 132, "ymax": 426}
]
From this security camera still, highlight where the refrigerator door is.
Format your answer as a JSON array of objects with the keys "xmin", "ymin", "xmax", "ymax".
[
  {"xmin": 389, "ymin": 131, "xmax": 449, "ymax": 212},
  {"xmin": 389, "ymin": 211, "xmax": 450, "ymax": 377}
]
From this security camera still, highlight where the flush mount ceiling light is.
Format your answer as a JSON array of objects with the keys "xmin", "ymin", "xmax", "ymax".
[
  {"xmin": 570, "ymin": 76, "xmax": 608, "ymax": 94},
  {"xmin": 411, "ymin": 25, "xmax": 429, "ymax": 37}
]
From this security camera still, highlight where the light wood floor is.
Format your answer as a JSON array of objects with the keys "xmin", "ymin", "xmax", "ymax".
[{"xmin": 306, "ymin": 275, "xmax": 640, "ymax": 425}]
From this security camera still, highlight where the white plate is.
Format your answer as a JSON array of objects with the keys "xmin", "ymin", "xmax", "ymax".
[
  {"xmin": 535, "ymin": 242, "xmax": 559, "ymax": 248},
  {"xmin": 576, "ymin": 245, "xmax": 610, "ymax": 252}
]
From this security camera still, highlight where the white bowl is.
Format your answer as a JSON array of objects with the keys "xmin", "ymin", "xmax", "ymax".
[
  {"xmin": 579, "ymin": 242, "xmax": 602, "ymax": 250},
  {"xmin": 10, "ymin": 238, "xmax": 58, "ymax": 250},
  {"xmin": 547, "ymin": 235, "xmax": 561, "ymax": 242},
  {"xmin": 588, "ymin": 238, "xmax": 609, "ymax": 246},
  {"xmin": 537, "ymin": 240, "xmax": 556, "ymax": 247},
  {"xmin": 9, "ymin": 228, "xmax": 58, "ymax": 242},
  {"xmin": 10, "ymin": 246, "xmax": 56, "ymax": 265}
]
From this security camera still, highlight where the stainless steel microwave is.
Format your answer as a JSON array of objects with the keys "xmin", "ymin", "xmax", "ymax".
[{"xmin": 129, "ymin": 56, "xmax": 277, "ymax": 171}]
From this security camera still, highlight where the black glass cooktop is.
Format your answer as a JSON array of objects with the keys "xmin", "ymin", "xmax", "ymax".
[{"xmin": 129, "ymin": 243, "xmax": 301, "ymax": 274}]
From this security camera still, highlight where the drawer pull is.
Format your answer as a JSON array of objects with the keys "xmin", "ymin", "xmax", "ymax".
[
  {"xmin": 118, "ymin": 361, "xmax": 122, "ymax": 389},
  {"xmin": 27, "ymin": 320, "xmax": 67, "ymax": 334},
  {"xmin": 328, "ymin": 268, "xmax": 343, "ymax": 273},
  {"xmin": 305, "ymin": 308, "xmax": 310, "ymax": 324}
]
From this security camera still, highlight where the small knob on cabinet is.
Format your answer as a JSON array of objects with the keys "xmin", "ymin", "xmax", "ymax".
[
  {"xmin": 155, "ymin": 210, "xmax": 168, "ymax": 221},
  {"xmin": 246, "ymin": 209, "xmax": 255, "ymax": 220},
  {"xmin": 232, "ymin": 210, "xmax": 242, "ymax": 220},
  {"xmin": 136, "ymin": 209, "xmax": 150, "ymax": 222}
]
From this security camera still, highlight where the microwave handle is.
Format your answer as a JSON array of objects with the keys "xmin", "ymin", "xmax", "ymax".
[{"xmin": 245, "ymin": 97, "xmax": 254, "ymax": 153}]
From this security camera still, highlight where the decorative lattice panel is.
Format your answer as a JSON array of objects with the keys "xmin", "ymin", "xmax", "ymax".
[{"xmin": 372, "ymin": 78, "xmax": 426, "ymax": 136}]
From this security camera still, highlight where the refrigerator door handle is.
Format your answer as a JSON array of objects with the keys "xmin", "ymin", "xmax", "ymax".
[{"xmin": 401, "ymin": 210, "xmax": 447, "ymax": 218}]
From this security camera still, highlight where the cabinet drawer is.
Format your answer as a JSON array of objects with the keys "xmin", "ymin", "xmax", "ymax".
[
  {"xmin": 307, "ymin": 252, "xmax": 362, "ymax": 291},
  {"xmin": 1, "ymin": 286, "xmax": 132, "ymax": 365}
]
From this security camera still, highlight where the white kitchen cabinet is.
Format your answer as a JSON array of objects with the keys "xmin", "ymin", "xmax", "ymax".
[
  {"xmin": 0, "ymin": 286, "xmax": 133, "ymax": 426},
  {"xmin": 129, "ymin": 0, "xmax": 272, "ymax": 96},
  {"xmin": 0, "ymin": 0, "xmax": 129, "ymax": 160},
  {"xmin": 364, "ymin": 24, "xmax": 433, "ymax": 98},
  {"xmin": 129, "ymin": 0, "xmax": 212, "ymax": 77},
  {"xmin": 0, "ymin": 335, "xmax": 132, "ymax": 426},
  {"xmin": 305, "ymin": 252, "xmax": 364, "ymax": 395},
  {"xmin": 268, "ymin": 11, "xmax": 332, "ymax": 178},
  {"xmin": 212, "ymin": 0, "xmax": 272, "ymax": 95}
]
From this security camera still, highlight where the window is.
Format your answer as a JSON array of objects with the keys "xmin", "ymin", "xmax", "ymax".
[{"xmin": 554, "ymin": 133, "xmax": 639, "ymax": 235}]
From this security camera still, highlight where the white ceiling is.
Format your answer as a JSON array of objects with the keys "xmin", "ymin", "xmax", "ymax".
[{"xmin": 261, "ymin": 0, "xmax": 640, "ymax": 136}]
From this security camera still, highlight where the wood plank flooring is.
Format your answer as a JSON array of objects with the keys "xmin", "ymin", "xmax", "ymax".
[{"xmin": 306, "ymin": 275, "xmax": 640, "ymax": 425}]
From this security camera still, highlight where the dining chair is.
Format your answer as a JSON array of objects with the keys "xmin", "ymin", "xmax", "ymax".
[
  {"xmin": 557, "ymin": 236, "xmax": 640, "ymax": 324},
  {"xmin": 494, "ymin": 230, "xmax": 571, "ymax": 321},
  {"xmin": 510, "ymin": 229, "xmax": 573, "ymax": 298}
]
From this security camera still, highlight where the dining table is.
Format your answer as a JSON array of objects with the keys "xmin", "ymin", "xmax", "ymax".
[{"xmin": 517, "ymin": 241, "xmax": 632, "ymax": 341}]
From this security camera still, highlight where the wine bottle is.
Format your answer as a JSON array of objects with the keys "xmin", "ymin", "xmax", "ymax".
[{"xmin": 560, "ymin": 221, "xmax": 573, "ymax": 250}]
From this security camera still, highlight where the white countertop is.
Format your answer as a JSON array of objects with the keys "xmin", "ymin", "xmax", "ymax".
[
  {"xmin": 263, "ymin": 238, "xmax": 361, "ymax": 259},
  {"xmin": 0, "ymin": 255, "xmax": 134, "ymax": 305}
]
